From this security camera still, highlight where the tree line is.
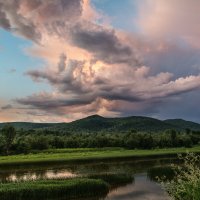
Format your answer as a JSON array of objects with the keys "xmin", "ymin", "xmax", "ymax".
[{"xmin": 0, "ymin": 125, "xmax": 200, "ymax": 155}]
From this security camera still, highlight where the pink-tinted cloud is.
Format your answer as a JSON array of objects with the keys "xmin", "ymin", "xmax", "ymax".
[
  {"xmin": 137, "ymin": 0, "xmax": 200, "ymax": 47},
  {"xmin": 1, "ymin": 0, "xmax": 200, "ymax": 122}
]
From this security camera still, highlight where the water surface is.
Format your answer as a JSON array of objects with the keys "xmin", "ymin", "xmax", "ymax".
[{"xmin": 0, "ymin": 157, "xmax": 175, "ymax": 199}]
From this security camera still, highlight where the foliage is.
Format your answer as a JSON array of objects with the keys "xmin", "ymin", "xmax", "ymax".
[
  {"xmin": 161, "ymin": 153, "xmax": 200, "ymax": 200},
  {"xmin": 0, "ymin": 122, "xmax": 199, "ymax": 155},
  {"xmin": 148, "ymin": 166, "xmax": 175, "ymax": 182},
  {"xmin": 1, "ymin": 125, "xmax": 16, "ymax": 155}
]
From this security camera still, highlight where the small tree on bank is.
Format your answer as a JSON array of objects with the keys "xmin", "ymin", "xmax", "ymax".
[{"xmin": 2, "ymin": 125, "xmax": 16, "ymax": 155}]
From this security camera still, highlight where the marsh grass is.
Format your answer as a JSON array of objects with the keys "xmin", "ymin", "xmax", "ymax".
[
  {"xmin": 0, "ymin": 178, "xmax": 109, "ymax": 200},
  {"xmin": 160, "ymin": 153, "xmax": 200, "ymax": 200},
  {"xmin": 0, "ymin": 173, "xmax": 134, "ymax": 200}
]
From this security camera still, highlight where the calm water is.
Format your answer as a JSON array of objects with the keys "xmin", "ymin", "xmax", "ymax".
[
  {"xmin": 105, "ymin": 174, "xmax": 169, "ymax": 200},
  {"xmin": 0, "ymin": 157, "xmax": 176, "ymax": 199}
]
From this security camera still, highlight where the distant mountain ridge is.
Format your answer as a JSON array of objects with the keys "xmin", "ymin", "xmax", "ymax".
[
  {"xmin": 164, "ymin": 119, "xmax": 200, "ymax": 131},
  {"xmin": 0, "ymin": 115, "xmax": 200, "ymax": 133}
]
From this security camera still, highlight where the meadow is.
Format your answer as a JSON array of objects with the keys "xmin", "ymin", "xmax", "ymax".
[{"xmin": 0, "ymin": 146, "xmax": 200, "ymax": 166}]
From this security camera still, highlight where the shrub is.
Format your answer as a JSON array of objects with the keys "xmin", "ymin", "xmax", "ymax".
[{"xmin": 161, "ymin": 153, "xmax": 200, "ymax": 200}]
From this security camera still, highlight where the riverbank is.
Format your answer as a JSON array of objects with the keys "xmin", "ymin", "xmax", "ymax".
[{"xmin": 0, "ymin": 146, "xmax": 200, "ymax": 166}]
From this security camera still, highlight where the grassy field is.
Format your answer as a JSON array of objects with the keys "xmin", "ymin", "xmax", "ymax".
[{"xmin": 0, "ymin": 146, "xmax": 200, "ymax": 166}]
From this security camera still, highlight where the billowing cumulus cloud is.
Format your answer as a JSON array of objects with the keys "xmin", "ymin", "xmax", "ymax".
[
  {"xmin": 137, "ymin": 0, "xmax": 200, "ymax": 47},
  {"xmin": 20, "ymin": 56, "xmax": 200, "ymax": 118},
  {"xmin": 0, "ymin": 0, "xmax": 83, "ymax": 42},
  {"xmin": 0, "ymin": 0, "xmax": 41, "ymax": 42},
  {"xmin": 70, "ymin": 23, "xmax": 141, "ymax": 65},
  {"xmin": 1, "ymin": 0, "xmax": 200, "ymax": 122}
]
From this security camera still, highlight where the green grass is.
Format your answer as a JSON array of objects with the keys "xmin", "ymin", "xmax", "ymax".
[
  {"xmin": 0, "ymin": 173, "xmax": 134, "ymax": 200},
  {"xmin": 0, "ymin": 178, "xmax": 109, "ymax": 200},
  {"xmin": 1, "ymin": 146, "xmax": 200, "ymax": 166}
]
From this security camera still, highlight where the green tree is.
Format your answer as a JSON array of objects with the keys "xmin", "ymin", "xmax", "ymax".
[
  {"xmin": 169, "ymin": 129, "xmax": 177, "ymax": 140},
  {"xmin": 2, "ymin": 125, "xmax": 16, "ymax": 155},
  {"xmin": 0, "ymin": 135, "xmax": 5, "ymax": 154},
  {"xmin": 185, "ymin": 128, "xmax": 191, "ymax": 134}
]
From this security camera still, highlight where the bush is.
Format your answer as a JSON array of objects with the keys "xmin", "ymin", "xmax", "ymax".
[
  {"xmin": 15, "ymin": 139, "xmax": 31, "ymax": 154},
  {"xmin": 161, "ymin": 153, "xmax": 200, "ymax": 200}
]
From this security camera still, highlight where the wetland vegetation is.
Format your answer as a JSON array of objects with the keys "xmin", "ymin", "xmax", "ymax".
[
  {"xmin": 0, "ymin": 153, "xmax": 200, "ymax": 200},
  {"xmin": 161, "ymin": 153, "xmax": 200, "ymax": 200},
  {"xmin": 0, "ymin": 173, "xmax": 134, "ymax": 200}
]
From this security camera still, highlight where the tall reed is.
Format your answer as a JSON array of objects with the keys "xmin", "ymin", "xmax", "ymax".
[{"xmin": 0, "ymin": 178, "xmax": 109, "ymax": 200}]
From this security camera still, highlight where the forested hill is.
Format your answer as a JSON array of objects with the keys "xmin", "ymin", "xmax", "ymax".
[
  {"xmin": 0, "ymin": 115, "xmax": 200, "ymax": 133},
  {"xmin": 0, "ymin": 122, "xmax": 56, "ymax": 130}
]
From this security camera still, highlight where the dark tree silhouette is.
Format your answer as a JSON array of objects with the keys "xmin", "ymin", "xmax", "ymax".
[{"xmin": 2, "ymin": 125, "xmax": 16, "ymax": 155}]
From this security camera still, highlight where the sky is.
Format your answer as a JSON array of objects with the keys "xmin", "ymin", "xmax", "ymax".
[{"xmin": 1, "ymin": 0, "xmax": 200, "ymax": 123}]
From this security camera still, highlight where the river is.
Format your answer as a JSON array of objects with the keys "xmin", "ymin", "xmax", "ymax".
[{"xmin": 0, "ymin": 157, "xmax": 177, "ymax": 199}]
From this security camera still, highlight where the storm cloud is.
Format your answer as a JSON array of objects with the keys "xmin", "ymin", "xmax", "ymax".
[
  {"xmin": 0, "ymin": 0, "xmax": 83, "ymax": 41},
  {"xmin": 70, "ymin": 23, "xmax": 141, "ymax": 65},
  {"xmin": 1, "ymin": 0, "xmax": 200, "ymax": 122},
  {"xmin": 22, "ymin": 53, "xmax": 200, "ymax": 115}
]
